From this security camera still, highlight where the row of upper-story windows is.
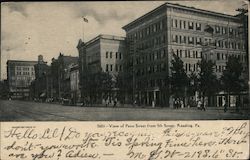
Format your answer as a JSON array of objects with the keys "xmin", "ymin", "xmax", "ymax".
[
  {"xmin": 106, "ymin": 51, "xmax": 122, "ymax": 59},
  {"xmin": 172, "ymin": 18, "xmax": 241, "ymax": 37},
  {"xmin": 127, "ymin": 19, "xmax": 166, "ymax": 41},
  {"xmin": 172, "ymin": 34, "xmax": 245, "ymax": 50},
  {"xmin": 136, "ymin": 49, "xmax": 166, "ymax": 65},
  {"xmin": 215, "ymin": 65, "xmax": 226, "ymax": 73},
  {"xmin": 172, "ymin": 34, "xmax": 202, "ymax": 45},
  {"xmin": 136, "ymin": 35, "xmax": 166, "ymax": 51},
  {"xmin": 135, "ymin": 63, "xmax": 167, "ymax": 77},
  {"xmin": 184, "ymin": 63, "xmax": 226, "ymax": 73},
  {"xmin": 172, "ymin": 19, "xmax": 202, "ymax": 31},
  {"xmin": 184, "ymin": 63, "xmax": 199, "ymax": 73},
  {"xmin": 16, "ymin": 66, "xmax": 34, "ymax": 71},
  {"xmin": 16, "ymin": 71, "xmax": 35, "ymax": 76},
  {"xmin": 174, "ymin": 49, "xmax": 202, "ymax": 59},
  {"xmin": 105, "ymin": 64, "xmax": 123, "ymax": 72}
]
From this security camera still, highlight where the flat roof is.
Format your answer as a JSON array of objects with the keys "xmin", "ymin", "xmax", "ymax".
[
  {"xmin": 123, "ymin": 2, "xmax": 239, "ymax": 30},
  {"xmin": 85, "ymin": 34, "xmax": 125, "ymax": 46},
  {"xmin": 7, "ymin": 60, "xmax": 37, "ymax": 64}
]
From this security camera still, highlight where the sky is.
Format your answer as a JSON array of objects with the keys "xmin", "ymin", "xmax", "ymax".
[{"xmin": 1, "ymin": 0, "xmax": 248, "ymax": 79}]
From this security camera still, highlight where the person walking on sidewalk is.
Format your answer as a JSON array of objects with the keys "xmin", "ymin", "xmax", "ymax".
[{"xmin": 202, "ymin": 97, "xmax": 208, "ymax": 111}]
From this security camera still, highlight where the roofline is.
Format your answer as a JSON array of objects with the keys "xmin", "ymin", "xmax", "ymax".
[
  {"xmin": 122, "ymin": 2, "xmax": 240, "ymax": 30},
  {"xmin": 85, "ymin": 34, "xmax": 125, "ymax": 46},
  {"xmin": 7, "ymin": 60, "xmax": 37, "ymax": 64}
]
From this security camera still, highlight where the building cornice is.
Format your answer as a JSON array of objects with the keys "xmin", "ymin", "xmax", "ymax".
[{"xmin": 122, "ymin": 2, "xmax": 240, "ymax": 31}]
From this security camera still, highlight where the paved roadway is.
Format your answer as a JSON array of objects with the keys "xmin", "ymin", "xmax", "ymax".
[{"xmin": 0, "ymin": 100, "xmax": 249, "ymax": 121}]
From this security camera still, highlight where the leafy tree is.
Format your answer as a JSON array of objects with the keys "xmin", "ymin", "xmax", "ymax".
[
  {"xmin": 221, "ymin": 55, "xmax": 245, "ymax": 107},
  {"xmin": 82, "ymin": 70, "xmax": 115, "ymax": 105},
  {"xmin": 170, "ymin": 54, "xmax": 189, "ymax": 100},
  {"xmin": 197, "ymin": 58, "xmax": 219, "ymax": 100},
  {"xmin": 187, "ymin": 71, "xmax": 199, "ymax": 98}
]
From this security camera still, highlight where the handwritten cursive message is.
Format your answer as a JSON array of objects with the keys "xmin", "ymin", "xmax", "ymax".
[{"xmin": 0, "ymin": 121, "xmax": 249, "ymax": 160}]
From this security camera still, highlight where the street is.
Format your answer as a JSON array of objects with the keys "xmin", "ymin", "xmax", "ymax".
[{"xmin": 0, "ymin": 100, "xmax": 249, "ymax": 121}]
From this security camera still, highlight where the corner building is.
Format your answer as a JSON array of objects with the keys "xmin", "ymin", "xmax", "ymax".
[
  {"xmin": 122, "ymin": 3, "xmax": 246, "ymax": 107},
  {"xmin": 77, "ymin": 34, "xmax": 126, "ymax": 102}
]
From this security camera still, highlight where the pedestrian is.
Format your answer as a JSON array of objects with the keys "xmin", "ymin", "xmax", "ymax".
[
  {"xmin": 152, "ymin": 100, "xmax": 155, "ymax": 108},
  {"xmin": 113, "ymin": 99, "xmax": 117, "ymax": 107},
  {"xmin": 202, "ymin": 97, "xmax": 208, "ymax": 111},
  {"xmin": 180, "ymin": 99, "xmax": 184, "ymax": 109},
  {"xmin": 174, "ymin": 98, "xmax": 177, "ymax": 109},
  {"xmin": 197, "ymin": 99, "xmax": 202, "ymax": 110}
]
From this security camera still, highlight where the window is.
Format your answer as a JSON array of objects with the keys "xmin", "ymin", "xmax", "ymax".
[
  {"xmin": 106, "ymin": 64, "xmax": 109, "ymax": 72},
  {"xmin": 196, "ymin": 37, "xmax": 201, "ymax": 45},
  {"xmin": 188, "ymin": 22, "xmax": 193, "ymax": 29},
  {"xmin": 196, "ymin": 23, "xmax": 201, "ymax": 30},
  {"xmin": 119, "ymin": 65, "xmax": 122, "ymax": 71},
  {"xmin": 217, "ymin": 53, "xmax": 220, "ymax": 60},
  {"xmin": 115, "ymin": 52, "xmax": 118, "ymax": 59},
  {"xmin": 160, "ymin": 21, "xmax": 163, "ymax": 30},
  {"xmin": 106, "ymin": 52, "xmax": 108, "ymax": 58},
  {"xmin": 215, "ymin": 26, "xmax": 220, "ymax": 33},
  {"xmin": 119, "ymin": 52, "xmax": 122, "ymax": 59},
  {"xmin": 153, "ymin": 24, "xmax": 156, "ymax": 32},
  {"xmin": 172, "ymin": 35, "xmax": 177, "ymax": 43},
  {"xmin": 110, "ymin": 52, "xmax": 112, "ymax": 58},
  {"xmin": 110, "ymin": 64, "xmax": 113, "ymax": 71},
  {"xmin": 188, "ymin": 37, "xmax": 194, "ymax": 44},
  {"xmin": 222, "ymin": 27, "xmax": 226, "ymax": 34}
]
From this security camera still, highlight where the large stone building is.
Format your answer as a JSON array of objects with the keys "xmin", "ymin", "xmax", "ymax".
[
  {"xmin": 77, "ymin": 34, "xmax": 126, "ymax": 103},
  {"xmin": 122, "ymin": 3, "xmax": 247, "ymax": 107},
  {"xmin": 7, "ymin": 60, "xmax": 37, "ymax": 99}
]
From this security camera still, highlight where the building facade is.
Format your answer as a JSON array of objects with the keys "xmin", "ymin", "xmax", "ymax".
[
  {"xmin": 30, "ymin": 55, "xmax": 50, "ymax": 101},
  {"xmin": 77, "ymin": 34, "xmax": 126, "ymax": 104},
  {"xmin": 7, "ymin": 60, "xmax": 37, "ymax": 99},
  {"xmin": 122, "ymin": 3, "xmax": 247, "ymax": 107},
  {"xmin": 70, "ymin": 63, "xmax": 80, "ymax": 104},
  {"xmin": 50, "ymin": 53, "xmax": 78, "ymax": 100}
]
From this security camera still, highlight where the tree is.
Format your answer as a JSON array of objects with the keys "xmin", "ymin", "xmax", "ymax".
[
  {"xmin": 115, "ymin": 72, "xmax": 132, "ymax": 104},
  {"xmin": 197, "ymin": 58, "xmax": 219, "ymax": 101},
  {"xmin": 170, "ymin": 54, "xmax": 189, "ymax": 100},
  {"xmin": 82, "ymin": 70, "xmax": 115, "ymax": 106},
  {"xmin": 221, "ymin": 55, "xmax": 245, "ymax": 107}
]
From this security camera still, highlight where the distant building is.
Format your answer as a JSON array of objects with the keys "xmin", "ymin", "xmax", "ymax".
[
  {"xmin": 50, "ymin": 53, "xmax": 78, "ymax": 100},
  {"xmin": 77, "ymin": 34, "xmax": 126, "ymax": 102},
  {"xmin": 122, "ymin": 2, "xmax": 247, "ymax": 107},
  {"xmin": 7, "ymin": 60, "xmax": 37, "ymax": 99},
  {"xmin": 30, "ymin": 55, "xmax": 50, "ymax": 100}
]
